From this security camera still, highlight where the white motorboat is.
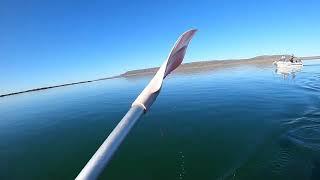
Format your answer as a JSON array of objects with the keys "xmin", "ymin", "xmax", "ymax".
[
  {"xmin": 273, "ymin": 55, "xmax": 303, "ymax": 79},
  {"xmin": 273, "ymin": 55, "xmax": 303, "ymax": 67},
  {"xmin": 275, "ymin": 64, "xmax": 302, "ymax": 75},
  {"xmin": 273, "ymin": 61, "xmax": 303, "ymax": 67}
]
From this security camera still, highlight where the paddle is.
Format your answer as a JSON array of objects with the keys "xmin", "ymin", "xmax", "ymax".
[{"xmin": 76, "ymin": 29, "xmax": 197, "ymax": 180}]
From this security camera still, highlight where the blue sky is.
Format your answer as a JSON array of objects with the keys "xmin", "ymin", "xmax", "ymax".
[{"xmin": 1, "ymin": 0, "xmax": 319, "ymax": 94}]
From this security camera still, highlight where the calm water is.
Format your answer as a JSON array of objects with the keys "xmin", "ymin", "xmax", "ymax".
[{"xmin": 1, "ymin": 60, "xmax": 320, "ymax": 180}]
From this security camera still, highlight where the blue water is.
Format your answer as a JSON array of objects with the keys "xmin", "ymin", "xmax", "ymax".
[{"xmin": 0, "ymin": 60, "xmax": 319, "ymax": 179}]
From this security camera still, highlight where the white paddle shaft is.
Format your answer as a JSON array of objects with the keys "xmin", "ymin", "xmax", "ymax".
[
  {"xmin": 76, "ymin": 105, "xmax": 144, "ymax": 180},
  {"xmin": 76, "ymin": 29, "xmax": 197, "ymax": 179}
]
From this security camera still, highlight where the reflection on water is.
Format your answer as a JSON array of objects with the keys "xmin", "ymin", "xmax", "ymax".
[
  {"xmin": 275, "ymin": 65, "xmax": 303, "ymax": 79},
  {"xmin": 0, "ymin": 60, "xmax": 319, "ymax": 180}
]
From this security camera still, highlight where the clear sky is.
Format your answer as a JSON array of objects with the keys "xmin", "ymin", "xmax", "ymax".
[{"xmin": 1, "ymin": 0, "xmax": 319, "ymax": 94}]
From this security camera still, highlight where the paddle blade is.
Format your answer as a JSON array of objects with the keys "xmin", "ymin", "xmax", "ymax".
[
  {"xmin": 132, "ymin": 29, "xmax": 197, "ymax": 110},
  {"xmin": 150, "ymin": 29, "xmax": 197, "ymax": 93},
  {"xmin": 164, "ymin": 29, "xmax": 197, "ymax": 78}
]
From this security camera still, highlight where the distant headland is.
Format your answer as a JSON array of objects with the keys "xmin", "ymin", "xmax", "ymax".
[
  {"xmin": 1, "ymin": 55, "xmax": 319, "ymax": 98},
  {"xmin": 120, "ymin": 55, "xmax": 320, "ymax": 77}
]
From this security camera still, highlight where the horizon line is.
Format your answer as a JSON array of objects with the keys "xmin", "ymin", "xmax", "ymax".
[{"xmin": 1, "ymin": 54, "xmax": 319, "ymax": 98}]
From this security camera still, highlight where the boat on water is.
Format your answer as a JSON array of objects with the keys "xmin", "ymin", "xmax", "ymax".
[
  {"xmin": 273, "ymin": 55, "xmax": 303, "ymax": 79},
  {"xmin": 273, "ymin": 55, "xmax": 303, "ymax": 67}
]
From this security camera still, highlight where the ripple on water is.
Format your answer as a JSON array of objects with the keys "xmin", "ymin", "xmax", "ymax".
[
  {"xmin": 269, "ymin": 146, "xmax": 293, "ymax": 176},
  {"xmin": 283, "ymin": 108, "xmax": 320, "ymax": 151},
  {"xmin": 299, "ymin": 72, "xmax": 320, "ymax": 93},
  {"xmin": 286, "ymin": 125, "xmax": 320, "ymax": 151}
]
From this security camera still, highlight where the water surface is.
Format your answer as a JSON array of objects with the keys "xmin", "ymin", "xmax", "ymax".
[{"xmin": 0, "ymin": 60, "xmax": 319, "ymax": 179}]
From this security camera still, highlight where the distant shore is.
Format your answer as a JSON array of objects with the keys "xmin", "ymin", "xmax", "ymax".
[
  {"xmin": 1, "ymin": 55, "xmax": 319, "ymax": 98},
  {"xmin": 121, "ymin": 55, "xmax": 320, "ymax": 77}
]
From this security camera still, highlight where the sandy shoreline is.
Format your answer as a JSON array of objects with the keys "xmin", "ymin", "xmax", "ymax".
[{"xmin": 1, "ymin": 55, "xmax": 319, "ymax": 97}]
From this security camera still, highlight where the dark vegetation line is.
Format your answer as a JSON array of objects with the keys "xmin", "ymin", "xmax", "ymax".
[{"xmin": 1, "ymin": 55, "xmax": 319, "ymax": 98}]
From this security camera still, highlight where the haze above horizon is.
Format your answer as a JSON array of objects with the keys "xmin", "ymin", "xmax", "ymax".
[{"xmin": 1, "ymin": 0, "xmax": 320, "ymax": 94}]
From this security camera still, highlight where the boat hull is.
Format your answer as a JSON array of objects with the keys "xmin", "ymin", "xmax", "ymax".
[{"xmin": 273, "ymin": 61, "xmax": 303, "ymax": 67}]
